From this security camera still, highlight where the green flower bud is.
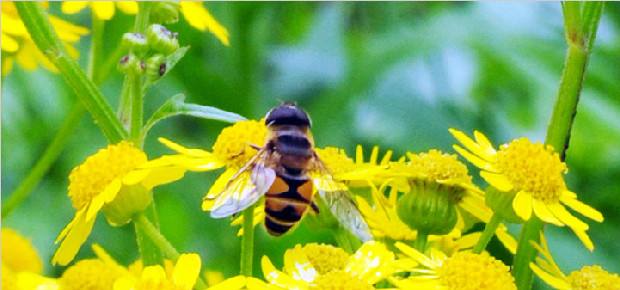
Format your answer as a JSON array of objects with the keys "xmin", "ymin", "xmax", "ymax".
[
  {"xmin": 117, "ymin": 54, "xmax": 143, "ymax": 75},
  {"xmin": 397, "ymin": 181, "xmax": 459, "ymax": 235},
  {"xmin": 102, "ymin": 185, "xmax": 153, "ymax": 226},
  {"xmin": 151, "ymin": 1, "xmax": 180, "ymax": 24},
  {"xmin": 485, "ymin": 186, "xmax": 521, "ymax": 223},
  {"xmin": 121, "ymin": 32, "xmax": 149, "ymax": 55},
  {"xmin": 146, "ymin": 24, "xmax": 179, "ymax": 55},
  {"xmin": 146, "ymin": 54, "xmax": 167, "ymax": 81}
]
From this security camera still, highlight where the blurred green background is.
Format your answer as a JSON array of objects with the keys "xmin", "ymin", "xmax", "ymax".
[{"xmin": 2, "ymin": 2, "xmax": 620, "ymax": 288}]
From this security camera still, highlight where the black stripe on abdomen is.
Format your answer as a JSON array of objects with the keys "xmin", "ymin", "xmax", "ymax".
[
  {"xmin": 265, "ymin": 204, "xmax": 303, "ymax": 223},
  {"xmin": 264, "ymin": 217, "xmax": 293, "ymax": 236}
]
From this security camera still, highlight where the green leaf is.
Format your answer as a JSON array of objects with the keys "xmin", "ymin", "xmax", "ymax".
[
  {"xmin": 142, "ymin": 94, "xmax": 246, "ymax": 139},
  {"xmin": 581, "ymin": 2, "xmax": 604, "ymax": 50}
]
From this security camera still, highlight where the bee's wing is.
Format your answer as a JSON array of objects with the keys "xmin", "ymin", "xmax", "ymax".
[
  {"xmin": 209, "ymin": 148, "xmax": 276, "ymax": 218},
  {"xmin": 311, "ymin": 154, "xmax": 373, "ymax": 242}
]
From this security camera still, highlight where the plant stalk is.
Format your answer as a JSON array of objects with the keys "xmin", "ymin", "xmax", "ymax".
[
  {"xmin": 413, "ymin": 232, "xmax": 428, "ymax": 252},
  {"xmin": 240, "ymin": 204, "xmax": 256, "ymax": 276},
  {"xmin": 472, "ymin": 213, "xmax": 502, "ymax": 254}
]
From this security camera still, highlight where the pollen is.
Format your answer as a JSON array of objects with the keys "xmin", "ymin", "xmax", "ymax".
[
  {"xmin": 315, "ymin": 147, "xmax": 356, "ymax": 175},
  {"xmin": 310, "ymin": 270, "xmax": 374, "ymax": 290},
  {"xmin": 1, "ymin": 228, "xmax": 43, "ymax": 273},
  {"xmin": 212, "ymin": 120, "xmax": 267, "ymax": 168},
  {"xmin": 60, "ymin": 259, "xmax": 125, "ymax": 290},
  {"xmin": 68, "ymin": 141, "xmax": 147, "ymax": 210},
  {"xmin": 567, "ymin": 265, "xmax": 620, "ymax": 290},
  {"xmin": 302, "ymin": 243, "xmax": 350, "ymax": 275},
  {"xmin": 407, "ymin": 150, "xmax": 471, "ymax": 183},
  {"xmin": 495, "ymin": 138, "xmax": 567, "ymax": 203},
  {"xmin": 437, "ymin": 251, "xmax": 516, "ymax": 290}
]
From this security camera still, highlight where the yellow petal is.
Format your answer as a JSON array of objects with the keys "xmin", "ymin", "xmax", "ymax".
[
  {"xmin": 49, "ymin": 16, "xmax": 89, "ymax": 42},
  {"xmin": 140, "ymin": 166, "xmax": 187, "ymax": 190},
  {"xmin": 180, "ymin": 2, "xmax": 230, "ymax": 46},
  {"xmin": 260, "ymin": 256, "xmax": 308, "ymax": 289},
  {"xmin": 52, "ymin": 209, "xmax": 96, "ymax": 266},
  {"xmin": 1, "ymin": 32, "xmax": 19, "ymax": 52},
  {"xmin": 346, "ymin": 241, "xmax": 395, "ymax": 284},
  {"xmin": 449, "ymin": 128, "xmax": 495, "ymax": 160},
  {"xmin": 283, "ymin": 245, "xmax": 317, "ymax": 283},
  {"xmin": 512, "ymin": 191, "xmax": 533, "ymax": 221},
  {"xmin": 158, "ymin": 137, "xmax": 213, "ymax": 157},
  {"xmin": 529, "ymin": 263, "xmax": 571, "ymax": 290},
  {"xmin": 16, "ymin": 45, "xmax": 39, "ymax": 70},
  {"xmin": 560, "ymin": 192, "xmax": 604, "ymax": 222},
  {"xmin": 459, "ymin": 194, "xmax": 492, "ymax": 222},
  {"xmin": 2, "ymin": 14, "xmax": 28, "ymax": 36},
  {"xmin": 92, "ymin": 2, "xmax": 115, "ymax": 20},
  {"xmin": 532, "ymin": 199, "xmax": 563, "ymax": 226},
  {"xmin": 395, "ymin": 242, "xmax": 435, "ymax": 269},
  {"xmin": 480, "ymin": 171, "xmax": 514, "ymax": 192},
  {"xmin": 61, "ymin": 1, "xmax": 89, "ymax": 14},
  {"xmin": 141, "ymin": 265, "xmax": 167, "ymax": 284},
  {"xmin": 86, "ymin": 179, "xmax": 122, "ymax": 221},
  {"xmin": 206, "ymin": 168, "xmax": 237, "ymax": 199},
  {"xmin": 453, "ymin": 145, "xmax": 493, "ymax": 171},
  {"xmin": 116, "ymin": 1, "xmax": 138, "ymax": 14},
  {"xmin": 173, "ymin": 254, "xmax": 201, "ymax": 290},
  {"xmin": 473, "ymin": 130, "xmax": 497, "ymax": 157},
  {"xmin": 548, "ymin": 203, "xmax": 588, "ymax": 230},
  {"xmin": 495, "ymin": 224, "xmax": 517, "ymax": 254}
]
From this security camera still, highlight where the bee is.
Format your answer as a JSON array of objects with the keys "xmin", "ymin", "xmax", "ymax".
[{"xmin": 206, "ymin": 103, "xmax": 371, "ymax": 241}]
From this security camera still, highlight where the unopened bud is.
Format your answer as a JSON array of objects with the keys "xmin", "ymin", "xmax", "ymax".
[
  {"xmin": 151, "ymin": 1, "xmax": 180, "ymax": 24},
  {"xmin": 146, "ymin": 54, "xmax": 166, "ymax": 80},
  {"xmin": 121, "ymin": 32, "xmax": 149, "ymax": 55},
  {"xmin": 103, "ymin": 185, "xmax": 153, "ymax": 226},
  {"xmin": 146, "ymin": 24, "xmax": 179, "ymax": 55},
  {"xmin": 117, "ymin": 54, "xmax": 142, "ymax": 75},
  {"xmin": 397, "ymin": 181, "xmax": 459, "ymax": 235}
]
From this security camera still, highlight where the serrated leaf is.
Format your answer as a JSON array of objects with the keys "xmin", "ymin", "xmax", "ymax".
[{"xmin": 142, "ymin": 94, "xmax": 246, "ymax": 139}]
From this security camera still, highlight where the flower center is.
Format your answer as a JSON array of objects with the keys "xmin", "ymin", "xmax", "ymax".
[
  {"xmin": 315, "ymin": 147, "xmax": 356, "ymax": 176},
  {"xmin": 212, "ymin": 120, "xmax": 267, "ymax": 168},
  {"xmin": 437, "ymin": 252, "xmax": 516, "ymax": 290},
  {"xmin": 495, "ymin": 138, "xmax": 566, "ymax": 203},
  {"xmin": 567, "ymin": 265, "xmax": 620, "ymax": 290},
  {"xmin": 60, "ymin": 259, "xmax": 125, "ymax": 290},
  {"xmin": 1, "ymin": 228, "xmax": 42, "ymax": 273},
  {"xmin": 68, "ymin": 141, "xmax": 147, "ymax": 210},
  {"xmin": 310, "ymin": 271, "xmax": 374, "ymax": 290},
  {"xmin": 302, "ymin": 243, "xmax": 349, "ymax": 275},
  {"xmin": 407, "ymin": 150, "xmax": 472, "ymax": 183}
]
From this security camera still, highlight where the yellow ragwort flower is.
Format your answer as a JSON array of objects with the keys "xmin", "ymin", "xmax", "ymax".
[
  {"xmin": 53, "ymin": 141, "xmax": 186, "ymax": 266},
  {"xmin": 1, "ymin": 2, "xmax": 88, "ymax": 75},
  {"xmin": 530, "ymin": 235, "xmax": 620, "ymax": 290},
  {"xmin": 260, "ymin": 241, "xmax": 399, "ymax": 290},
  {"xmin": 59, "ymin": 244, "xmax": 129, "ymax": 290},
  {"xmin": 393, "ymin": 242, "xmax": 516, "ymax": 290},
  {"xmin": 60, "ymin": 1, "xmax": 229, "ymax": 45},
  {"xmin": 61, "ymin": 1, "xmax": 138, "ymax": 20},
  {"xmin": 1, "ymin": 228, "xmax": 43, "ymax": 274},
  {"xmin": 356, "ymin": 185, "xmax": 418, "ymax": 241},
  {"xmin": 450, "ymin": 129, "xmax": 604, "ymax": 250},
  {"xmin": 114, "ymin": 253, "xmax": 202, "ymax": 290}
]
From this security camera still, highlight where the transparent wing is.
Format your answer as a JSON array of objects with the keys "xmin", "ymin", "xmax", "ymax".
[
  {"xmin": 209, "ymin": 149, "xmax": 276, "ymax": 218},
  {"xmin": 311, "ymin": 155, "xmax": 373, "ymax": 242}
]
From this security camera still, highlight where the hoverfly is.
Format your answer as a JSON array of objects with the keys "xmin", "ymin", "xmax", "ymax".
[{"xmin": 206, "ymin": 104, "xmax": 372, "ymax": 241}]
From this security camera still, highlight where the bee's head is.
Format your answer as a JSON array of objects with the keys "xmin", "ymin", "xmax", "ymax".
[{"xmin": 265, "ymin": 103, "xmax": 311, "ymax": 127}]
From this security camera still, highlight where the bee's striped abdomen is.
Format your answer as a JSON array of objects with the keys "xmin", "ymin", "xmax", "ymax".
[{"xmin": 264, "ymin": 175, "xmax": 313, "ymax": 236}]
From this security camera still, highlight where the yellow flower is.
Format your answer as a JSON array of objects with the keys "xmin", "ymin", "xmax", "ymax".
[
  {"xmin": 61, "ymin": 1, "xmax": 138, "ymax": 20},
  {"xmin": 59, "ymin": 244, "xmax": 129, "ymax": 290},
  {"xmin": 450, "ymin": 129, "xmax": 604, "ymax": 250},
  {"xmin": 530, "ymin": 235, "xmax": 620, "ymax": 290},
  {"xmin": 114, "ymin": 253, "xmax": 202, "ymax": 290},
  {"xmin": 1, "ymin": 228, "xmax": 43, "ymax": 274},
  {"xmin": 60, "ymin": 1, "xmax": 229, "ymax": 45},
  {"xmin": 1, "ymin": 2, "xmax": 88, "ymax": 75},
  {"xmin": 53, "ymin": 141, "xmax": 186, "ymax": 266},
  {"xmin": 393, "ymin": 242, "xmax": 516, "ymax": 290},
  {"xmin": 356, "ymin": 185, "xmax": 418, "ymax": 241},
  {"xmin": 260, "ymin": 241, "xmax": 399, "ymax": 290}
]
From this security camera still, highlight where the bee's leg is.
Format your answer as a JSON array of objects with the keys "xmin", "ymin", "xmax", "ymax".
[
  {"xmin": 310, "ymin": 201, "xmax": 320, "ymax": 214},
  {"xmin": 249, "ymin": 143, "xmax": 262, "ymax": 150}
]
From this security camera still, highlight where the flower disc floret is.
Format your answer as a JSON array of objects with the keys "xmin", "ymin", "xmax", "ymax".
[
  {"xmin": 315, "ymin": 147, "xmax": 356, "ymax": 176},
  {"xmin": 60, "ymin": 259, "xmax": 125, "ymax": 290},
  {"xmin": 311, "ymin": 270, "xmax": 374, "ymax": 290},
  {"xmin": 302, "ymin": 243, "xmax": 349, "ymax": 275},
  {"xmin": 68, "ymin": 141, "xmax": 146, "ymax": 209},
  {"xmin": 437, "ymin": 252, "xmax": 516, "ymax": 290},
  {"xmin": 407, "ymin": 150, "xmax": 471, "ymax": 183},
  {"xmin": 212, "ymin": 120, "xmax": 267, "ymax": 168},
  {"xmin": 567, "ymin": 265, "xmax": 620, "ymax": 290},
  {"xmin": 496, "ymin": 138, "xmax": 566, "ymax": 203}
]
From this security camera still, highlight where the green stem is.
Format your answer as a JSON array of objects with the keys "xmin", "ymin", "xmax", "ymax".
[
  {"xmin": 2, "ymin": 104, "xmax": 84, "ymax": 218},
  {"xmin": 129, "ymin": 72, "xmax": 143, "ymax": 145},
  {"xmin": 472, "ymin": 213, "xmax": 502, "ymax": 254},
  {"xmin": 333, "ymin": 228, "xmax": 355, "ymax": 253},
  {"xmin": 240, "ymin": 204, "xmax": 256, "ymax": 276},
  {"xmin": 14, "ymin": 2, "xmax": 126, "ymax": 143},
  {"xmin": 413, "ymin": 232, "xmax": 428, "ymax": 252},
  {"xmin": 134, "ymin": 212, "xmax": 178, "ymax": 261},
  {"xmin": 87, "ymin": 16, "xmax": 104, "ymax": 82},
  {"xmin": 513, "ymin": 3, "xmax": 603, "ymax": 290}
]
